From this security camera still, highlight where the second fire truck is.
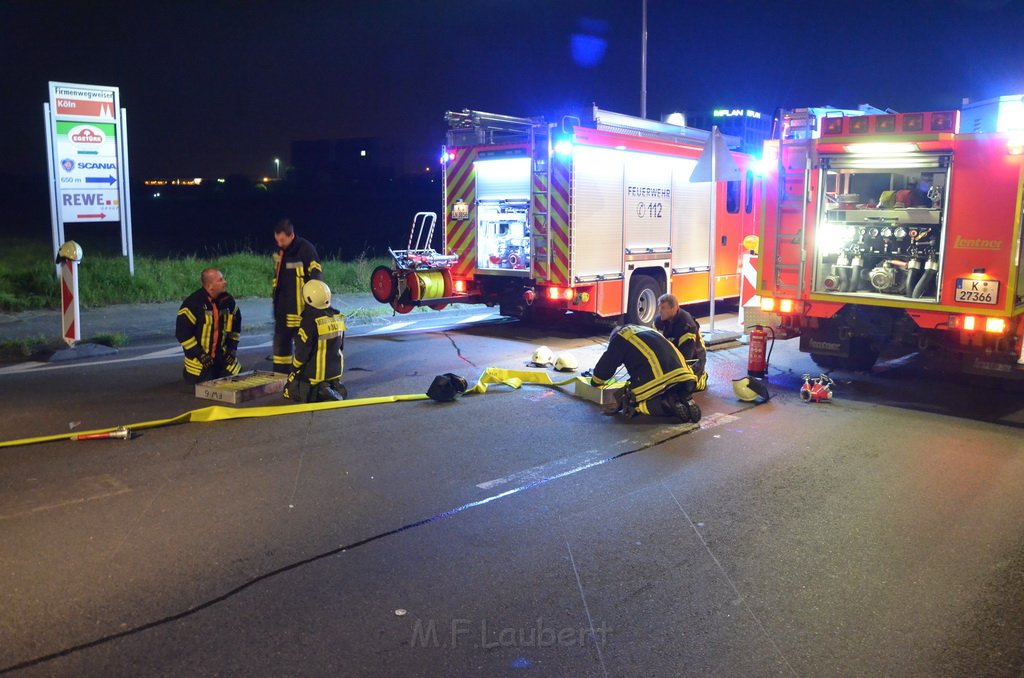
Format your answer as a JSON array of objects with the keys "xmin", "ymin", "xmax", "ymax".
[
  {"xmin": 757, "ymin": 100, "xmax": 1024, "ymax": 377},
  {"xmin": 371, "ymin": 106, "xmax": 761, "ymax": 325}
]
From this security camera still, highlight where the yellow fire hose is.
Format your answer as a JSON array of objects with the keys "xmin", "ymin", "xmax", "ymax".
[
  {"xmin": 412, "ymin": 270, "xmax": 448, "ymax": 301},
  {"xmin": 0, "ymin": 368, "xmax": 583, "ymax": 450}
]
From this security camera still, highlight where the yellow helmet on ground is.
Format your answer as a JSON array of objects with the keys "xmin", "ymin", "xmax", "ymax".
[
  {"xmin": 302, "ymin": 280, "xmax": 332, "ymax": 310},
  {"xmin": 529, "ymin": 346, "xmax": 554, "ymax": 366},
  {"xmin": 732, "ymin": 376, "xmax": 771, "ymax": 402},
  {"xmin": 553, "ymin": 352, "xmax": 578, "ymax": 372}
]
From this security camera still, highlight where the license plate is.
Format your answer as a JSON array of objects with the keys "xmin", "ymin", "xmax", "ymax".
[{"xmin": 955, "ymin": 278, "xmax": 999, "ymax": 305}]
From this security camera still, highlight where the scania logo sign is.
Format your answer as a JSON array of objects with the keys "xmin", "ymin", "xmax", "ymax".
[
  {"xmin": 61, "ymin": 158, "xmax": 75, "ymax": 173},
  {"xmin": 68, "ymin": 125, "xmax": 105, "ymax": 145}
]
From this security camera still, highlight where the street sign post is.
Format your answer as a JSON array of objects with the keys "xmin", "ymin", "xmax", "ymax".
[
  {"xmin": 44, "ymin": 81, "xmax": 134, "ymax": 275},
  {"xmin": 690, "ymin": 126, "xmax": 742, "ymax": 332}
]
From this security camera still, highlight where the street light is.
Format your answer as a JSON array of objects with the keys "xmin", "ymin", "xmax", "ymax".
[{"xmin": 274, "ymin": 158, "xmax": 280, "ymax": 179}]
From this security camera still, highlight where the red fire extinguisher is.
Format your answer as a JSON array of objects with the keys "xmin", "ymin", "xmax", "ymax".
[{"xmin": 748, "ymin": 325, "xmax": 773, "ymax": 377}]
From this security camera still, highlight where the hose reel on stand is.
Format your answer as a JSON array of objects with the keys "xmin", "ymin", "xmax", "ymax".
[{"xmin": 370, "ymin": 212, "xmax": 459, "ymax": 314}]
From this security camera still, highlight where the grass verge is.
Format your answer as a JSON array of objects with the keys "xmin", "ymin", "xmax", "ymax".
[{"xmin": 0, "ymin": 240, "xmax": 389, "ymax": 312}]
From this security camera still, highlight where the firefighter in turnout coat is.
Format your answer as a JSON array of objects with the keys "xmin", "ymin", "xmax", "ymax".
[
  {"xmin": 272, "ymin": 219, "xmax": 323, "ymax": 373},
  {"xmin": 591, "ymin": 324, "xmax": 701, "ymax": 422},
  {"xmin": 654, "ymin": 293, "xmax": 708, "ymax": 391},
  {"xmin": 284, "ymin": 280, "xmax": 348, "ymax": 403},
  {"xmin": 176, "ymin": 268, "xmax": 242, "ymax": 383}
]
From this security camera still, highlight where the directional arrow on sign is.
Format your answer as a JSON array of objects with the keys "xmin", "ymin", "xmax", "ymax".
[
  {"xmin": 77, "ymin": 213, "xmax": 107, "ymax": 219},
  {"xmin": 85, "ymin": 175, "xmax": 117, "ymax": 186}
]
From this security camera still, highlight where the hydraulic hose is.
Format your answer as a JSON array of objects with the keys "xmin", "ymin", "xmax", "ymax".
[
  {"xmin": 837, "ymin": 267, "xmax": 850, "ymax": 293},
  {"xmin": 911, "ymin": 269, "xmax": 936, "ymax": 298},
  {"xmin": 849, "ymin": 263, "xmax": 862, "ymax": 292},
  {"xmin": 905, "ymin": 265, "xmax": 922, "ymax": 297}
]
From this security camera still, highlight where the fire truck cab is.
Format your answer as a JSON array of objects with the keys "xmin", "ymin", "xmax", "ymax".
[
  {"xmin": 371, "ymin": 106, "xmax": 761, "ymax": 326},
  {"xmin": 759, "ymin": 103, "xmax": 1024, "ymax": 376}
]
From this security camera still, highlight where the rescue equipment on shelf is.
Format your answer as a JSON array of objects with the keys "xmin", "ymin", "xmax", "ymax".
[
  {"xmin": 800, "ymin": 374, "xmax": 834, "ymax": 403},
  {"xmin": 370, "ymin": 212, "xmax": 458, "ymax": 314},
  {"xmin": 732, "ymin": 376, "xmax": 771, "ymax": 403}
]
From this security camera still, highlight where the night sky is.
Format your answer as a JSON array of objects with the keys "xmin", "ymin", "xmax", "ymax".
[{"xmin": 4, "ymin": 0, "xmax": 1024, "ymax": 179}]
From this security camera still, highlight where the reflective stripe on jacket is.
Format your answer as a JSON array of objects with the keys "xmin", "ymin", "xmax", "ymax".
[
  {"xmin": 273, "ymin": 237, "xmax": 323, "ymax": 326},
  {"xmin": 176, "ymin": 289, "xmax": 242, "ymax": 375},
  {"xmin": 592, "ymin": 325, "xmax": 695, "ymax": 402},
  {"xmin": 292, "ymin": 307, "xmax": 346, "ymax": 385}
]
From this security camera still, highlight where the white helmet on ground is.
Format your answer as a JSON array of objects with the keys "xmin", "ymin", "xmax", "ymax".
[
  {"xmin": 302, "ymin": 280, "xmax": 332, "ymax": 310},
  {"xmin": 529, "ymin": 345, "xmax": 554, "ymax": 366},
  {"xmin": 553, "ymin": 352, "xmax": 579, "ymax": 372}
]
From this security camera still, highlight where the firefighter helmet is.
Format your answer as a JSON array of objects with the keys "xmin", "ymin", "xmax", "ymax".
[
  {"xmin": 553, "ymin": 352, "xmax": 578, "ymax": 372},
  {"xmin": 529, "ymin": 346, "xmax": 554, "ymax": 366},
  {"xmin": 56, "ymin": 240, "xmax": 83, "ymax": 263},
  {"xmin": 732, "ymin": 376, "xmax": 770, "ymax": 403},
  {"xmin": 302, "ymin": 280, "xmax": 332, "ymax": 310}
]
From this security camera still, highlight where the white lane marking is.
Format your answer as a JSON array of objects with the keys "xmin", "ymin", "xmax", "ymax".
[
  {"xmin": 699, "ymin": 412, "xmax": 739, "ymax": 430},
  {"xmin": 0, "ymin": 314, "xmax": 506, "ymax": 377},
  {"xmin": 366, "ymin": 321, "xmax": 415, "ymax": 335},
  {"xmin": 476, "ymin": 449, "xmax": 604, "ymax": 490},
  {"xmin": 0, "ymin": 347, "xmax": 185, "ymax": 375},
  {"xmin": 459, "ymin": 313, "xmax": 496, "ymax": 324},
  {"xmin": 0, "ymin": 362, "xmax": 47, "ymax": 375}
]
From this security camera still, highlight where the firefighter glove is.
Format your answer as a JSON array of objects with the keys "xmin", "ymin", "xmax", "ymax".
[{"xmin": 199, "ymin": 353, "xmax": 214, "ymax": 369}]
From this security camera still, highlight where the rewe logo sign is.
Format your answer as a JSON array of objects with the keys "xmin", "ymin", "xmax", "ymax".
[{"xmin": 68, "ymin": 125, "xmax": 105, "ymax": 146}]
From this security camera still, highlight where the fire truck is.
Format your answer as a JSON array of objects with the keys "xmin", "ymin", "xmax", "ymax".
[
  {"xmin": 757, "ymin": 103, "xmax": 1024, "ymax": 376},
  {"xmin": 370, "ymin": 106, "xmax": 760, "ymax": 325}
]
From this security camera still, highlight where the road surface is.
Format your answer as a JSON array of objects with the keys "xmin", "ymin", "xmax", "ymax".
[{"xmin": 1, "ymin": 310, "xmax": 1022, "ymax": 676}]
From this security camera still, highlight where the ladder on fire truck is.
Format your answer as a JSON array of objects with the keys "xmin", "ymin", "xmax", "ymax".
[
  {"xmin": 529, "ymin": 121, "xmax": 551, "ymax": 280},
  {"xmin": 773, "ymin": 109, "xmax": 814, "ymax": 296}
]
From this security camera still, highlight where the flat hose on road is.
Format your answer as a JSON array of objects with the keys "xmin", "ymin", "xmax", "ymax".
[{"xmin": 0, "ymin": 368, "xmax": 581, "ymax": 450}]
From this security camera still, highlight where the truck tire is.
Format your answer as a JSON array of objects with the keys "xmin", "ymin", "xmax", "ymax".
[{"xmin": 626, "ymin": 275, "xmax": 661, "ymax": 326}]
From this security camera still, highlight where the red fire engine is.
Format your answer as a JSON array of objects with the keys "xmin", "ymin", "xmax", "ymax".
[
  {"xmin": 370, "ymin": 106, "xmax": 760, "ymax": 325},
  {"xmin": 757, "ymin": 104, "xmax": 1024, "ymax": 376}
]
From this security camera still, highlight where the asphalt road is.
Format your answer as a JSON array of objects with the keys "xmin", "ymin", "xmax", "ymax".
[{"xmin": 1, "ymin": 312, "xmax": 1023, "ymax": 677}]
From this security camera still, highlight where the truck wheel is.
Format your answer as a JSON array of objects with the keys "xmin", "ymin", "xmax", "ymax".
[
  {"xmin": 626, "ymin": 275, "xmax": 660, "ymax": 326},
  {"xmin": 845, "ymin": 339, "xmax": 879, "ymax": 371}
]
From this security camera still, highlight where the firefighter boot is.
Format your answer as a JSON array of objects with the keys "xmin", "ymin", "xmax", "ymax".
[
  {"xmin": 316, "ymin": 382, "xmax": 346, "ymax": 402},
  {"xmin": 671, "ymin": 396, "xmax": 702, "ymax": 423},
  {"xmin": 602, "ymin": 389, "xmax": 625, "ymax": 416}
]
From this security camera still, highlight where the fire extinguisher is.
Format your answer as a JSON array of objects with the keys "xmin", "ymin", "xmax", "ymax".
[{"xmin": 747, "ymin": 325, "xmax": 775, "ymax": 377}]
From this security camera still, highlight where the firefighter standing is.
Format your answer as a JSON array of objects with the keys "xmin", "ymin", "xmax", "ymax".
[
  {"xmin": 176, "ymin": 268, "xmax": 242, "ymax": 383},
  {"xmin": 654, "ymin": 293, "xmax": 708, "ymax": 391},
  {"xmin": 591, "ymin": 324, "xmax": 701, "ymax": 422},
  {"xmin": 272, "ymin": 219, "xmax": 323, "ymax": 373},
  {"xmin": 284, "ymin": 280, "xmax": 348, "ymax": 403}
]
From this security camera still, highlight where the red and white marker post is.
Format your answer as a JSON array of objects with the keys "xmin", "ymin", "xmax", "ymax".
[
  {"xmin": 57, "ymin": 241, "xmax": 83, "ymax": 347},
  {"xmin": 738, "ymin": 252, "xmax": 760, "ymax": 328}
]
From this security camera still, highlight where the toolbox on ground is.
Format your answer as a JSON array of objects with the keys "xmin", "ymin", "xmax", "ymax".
[{"xmin": 195, "ymin": 370, "xmax": 288, "ymax": 404}]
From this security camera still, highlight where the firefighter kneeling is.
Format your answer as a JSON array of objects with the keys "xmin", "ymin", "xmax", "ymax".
[
  {"xmin": 283, "ymin": 280, "xmax": 348, "ymax": 403},
  {"xmin": 591, "ymin": 324, "xmax": 701, "ymax": 423}
]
